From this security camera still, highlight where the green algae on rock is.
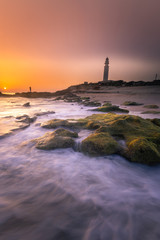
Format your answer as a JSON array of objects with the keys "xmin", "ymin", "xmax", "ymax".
[
  {"xmin": 127, "ymin": 138, "xmax": 160, "ymax": 165},
  {"xmin": 123, "ymin": 101, "xmax": 143, "ymax": 106},
  {"xmin": 53, "ymin": 128, "xmax": 78, "ymax": 138},
  {"xmin": 35, "ymin": 128, "xmax": 77, "ymax": 150},
  {"xmin": 93, "ymin": 103, "xmax": 129, "ymax": 113},
  {"xmin": 80, "ymin": 113, "xmax": 160, "ymax": 164},
  {"xmin": 83, "ymin": 101, "xmax": 101, "ymax": 107},
  {"xmin": 143, "ymin": 104, "xmax": 159, "ymax": 109},
  {"xmin": 81, "ymin": 132, "xmax": 119, "ymax": 155},
  {"xmin": 41, "ymin": 119, "xmax": 69, "ymax": 129},
  {"xmin": 141, "ymin": 111, "xmax": 160, "ymax": 114},
  {"xmin": 150, "ymin": 118, "xmax": 160, "ymax": 127},
  {"xmin": 40, "ymin": 113, "xmax": 160, "ymax": 164}
]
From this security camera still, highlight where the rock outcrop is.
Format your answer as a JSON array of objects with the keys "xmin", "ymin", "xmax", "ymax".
[
  {"xmin": 40, "ymin": 113, "xmax": 160, "ymax": 165},
  {"xmin": 123, "ymin": 101, "xmax": 143, "ymax": 106},
  {"xmin": 35, "ymin": 128, "xmax": 78, "ymax": 150},
  {"xmin": 93, "ymin": 103, "xmax": 129, "ymax": 113}
]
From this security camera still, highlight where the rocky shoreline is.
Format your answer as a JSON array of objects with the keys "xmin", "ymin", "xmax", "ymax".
[
  {"xmin": 26, "ymin": 112, "xmax": 160, "ymax": 165},
  {"xmin": 1, "ymin": 84, "xmax": 160, "ymax": 166},
  {"xmin": 0, "ymin": 79, "xmax": 160, "ymax": 98}
]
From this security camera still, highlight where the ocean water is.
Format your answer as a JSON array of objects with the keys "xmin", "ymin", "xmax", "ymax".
[{"xmin": 0, "ymin": 97, "xmax": 160, "ymax": 240}]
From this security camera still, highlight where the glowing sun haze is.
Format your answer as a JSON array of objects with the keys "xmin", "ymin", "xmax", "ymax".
[{"xmin": 0, "ymin": 0, "xmax": 160, "ymax": 92}]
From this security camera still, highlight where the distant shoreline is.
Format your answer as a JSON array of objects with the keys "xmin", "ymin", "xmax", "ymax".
[{"xmin": 0, "ymin": 79, "xmax": 160, "ymax": 98}]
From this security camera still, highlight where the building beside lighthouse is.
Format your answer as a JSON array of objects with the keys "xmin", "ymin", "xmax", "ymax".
[{"xmin": 103, "ymin": 57, "xmax": 109, "ymax": 82}]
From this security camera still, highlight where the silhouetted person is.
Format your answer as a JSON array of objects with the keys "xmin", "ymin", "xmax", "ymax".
[{"xmin": 29, "ymin": 86, "xmax": 32, "ymax": 92}]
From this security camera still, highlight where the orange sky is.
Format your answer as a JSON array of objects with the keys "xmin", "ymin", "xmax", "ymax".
[{"xmin": 0, "ymin": 0, "xmax": 160, "ymax": 92}]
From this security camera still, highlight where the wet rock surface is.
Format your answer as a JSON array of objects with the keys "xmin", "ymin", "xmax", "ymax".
[
  {"xmin": 40, "ymin": 113, "xmax": 160, "ymax": 165},
  {"xmin": 23, "ymin": 102, "xmax": 30, "ymax": 107},
  {"xmin": 81, "ymin": 132, "xmax": 119, "ymax": 155},
  {"xmin": 16, "ymin": 115, "xmax": 37, "ymax": 124},
  {"xmin": 141, "ymin": 111, "xmax": 160, "ymax": 114},
  {"xmin": 143, "ymin": 104, "xmax": 159, "ymax": 109},
  {"xmin": 93, "ymin": 103, "xmax": 129, "ymax": 113},
  {"xmin": 35, "ymin": 128, "xmax": 77, "ymax": 150},
  {"xmin": 34, "ymin": 111, "xmax": 55, "ymax": 116},
  {"xmin": 123, "ymin": 101, "xmax": 143, "ymax": 106}
]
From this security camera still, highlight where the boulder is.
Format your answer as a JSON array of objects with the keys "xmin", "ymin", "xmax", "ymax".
[
  {"xmin": 16, "ymin": 115, "xmax": 37, "ymax": 124},
  {"xmin": 53, "ymin": 128, "xmax": 78, "ymax": 138},
  {"xmin": 40, "ymin": 113, "xmax": 160, "ymax": 164},
  {"xmin": 127, "ymin": 137, "xmax": 160, "ymax": 165},
  {"xmin": 41, "ymin": 119, "xmax": 69, "ymax": 129},
  {"xmin": 141, "ymin": 111, "xmax": 160, "ymax": 114},
  {"xmin": 81, "ymin": 132, "xmax": 119, "ymax": 155},
  {"xmin": 143, "ymin": 104, "xmax": 159, "ymax": 109},
  {"xmin": 35, "ymin": 128, "xmax": 77, "ymax": 150},
  {"xmin": 23, "ymin": 102, "xmax": 30, "ymax": 107},
  {"xmin": 150, "ymin": 118, "xmax": 160, "ymax": 127},
  {"xmin": 93, "ymin": 103, "xmax": 129, "ymax": 113},
  {"xmin": 35, "ymin": 111, "xmax": 55, "ymax": 116},
  {"xmin": 123, "ymin": 101, "xmax": 143, "ymax": 106},
  {"xmin": 83, "ymin": 101, "xmax": 101, "ymax": 107},
  {"xmin": 79, "ymin": 113, "xmax": 160, "ymax": 164}
]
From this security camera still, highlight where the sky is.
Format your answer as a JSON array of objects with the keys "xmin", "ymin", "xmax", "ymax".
[{"xmin": 0, "ymin": 0, "xmax": 160, "ymax": 92}]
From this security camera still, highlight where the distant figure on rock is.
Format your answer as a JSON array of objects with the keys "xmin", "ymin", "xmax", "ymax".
[{"xmin": 29, "ymin": 86, "xmax": 32, "ymax": 92}]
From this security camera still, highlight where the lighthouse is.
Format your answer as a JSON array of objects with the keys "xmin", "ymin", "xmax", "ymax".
[{"xmin": 103, "ymin": 57, "xmax": 109, "ymax": 82}]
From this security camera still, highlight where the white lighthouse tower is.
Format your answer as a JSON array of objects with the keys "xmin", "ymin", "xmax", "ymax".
[{"xmin": 103, "ymin": 57, "xmax": 109, "ymax": 82}]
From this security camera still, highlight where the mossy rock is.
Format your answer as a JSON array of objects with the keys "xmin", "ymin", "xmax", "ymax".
[
  {"xmin": 150, "ymin": 118, "xmax": 160, "ymax": 127},
  {"xmin": 141, "ymin": 111, "xmax": 160, "ymax": 114},
  {"xmin": 41, "ymin": 119, "xmax": 70, "ymax": 129},
  {"xmin": 93, "ymin": 103, "xmax": 129, "ymax": 113},
  {"xmin": 40, "ymin": 113, "xmax": 160, "ymax": 164},
  {"xmin": 16, "ymin": 115, "xmax": 37, "ymax": 124},
  {"xmin": 41, "ymin": 118, "xmax": 88, "ymax": 130},
  {"xmin": 53, "ymin": 128, "xmax": 78, "ymax": 138},
  {"xmin": 123, "ymin": 101, "xmax": 143, "ymax": 106},
  {"xmin": 143, "ymin": 104, "xmax": 159, "ymax": 109},
  {"xmin": 127, "ymin": 138, "xmax": 160, "ymax": 165},
  {"xmin": 79, "ymin": 113, "xmax": 160, "ymax": 164},
  {"xmin": 81, "ymin": 132, "xmax": 119, "ymax": 155},
  {"xmin": 35, "ymin": 129, "xmax": 77, "ymax": 150},
  {"xmin": 83, "ymin": 101, "xmax": 101, "ymax": 107}
]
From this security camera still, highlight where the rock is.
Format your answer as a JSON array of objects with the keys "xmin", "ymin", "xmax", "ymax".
[
  {"xmin": 40, "ymin": 113, "xmax": 160, "ymax": 164},
  {"xmin": 53, "ymin": 128, "xmax": 78, "ymax": 138},
  {"xmin": 150, "ymin": 118, "xmax": 160, "ymax": 127},
  {"xmin": 35, "ymin": 111, "xmax": 55, "ymax": 116},
  {"xmin": 123, "ymin": 101, "xmax": 143, "ymax": 106},
  {"xmin": 61, "ymin": 93, "xmax": 82, "ymax": 103},
  {"xmin": 77, "ymin": 113, "xmax": 160, "ymax": 164},
  {"xmin": 83, "ymin": 101, "xmax": 101, "ymax": 107},
  {"xmin": 93, "ymin": 103, "xmax": 129, "ymax": 113},
  {"xmin": 81, "ymin": 132, "xmax": 119, "ymax": 155},
  {"xmin": 23, "ymin": 102, "xmax": 30, "ymax": 107},
  {"xmin": 143, "ymin": 104, "xmax": 159, "ymax": 109},
  {"xmin": 41, "ymin": 119, "xmax": 69, "ymax": 129},
  {"xmin": 16, "ymin": 115, "xmax": 37, "ymax": 124},
  {"xmin": 141, "ymin": 111, "xmax": 160, "ymax": 114},
  {"xmin": 127, "ymin": 137, "xmax": 160, "ymax": 165},
  {"xmin": 41, "ymin": 118, "xmax": 87, "ymax": 130},
  {"xmin": 81, "ymin": 97, "xmax": 90, "ymax": 101},
  {"xmin": 54, "ymin": 96, "xmax": 62, "ymax": 100},
  {"xmin": 35, "ymin": 129, "xmax": 77, "ymax": 150}
]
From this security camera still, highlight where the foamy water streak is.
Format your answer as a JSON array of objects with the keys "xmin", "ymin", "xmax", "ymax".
[{"xmin": 0, "ymin": 97, "xmax": 160, "ymax": 240}]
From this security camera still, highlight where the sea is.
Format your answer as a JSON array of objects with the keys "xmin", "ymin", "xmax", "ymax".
[{"xmin": 0, "ymin": 97, "xmax": 160, "ymax": 240}]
